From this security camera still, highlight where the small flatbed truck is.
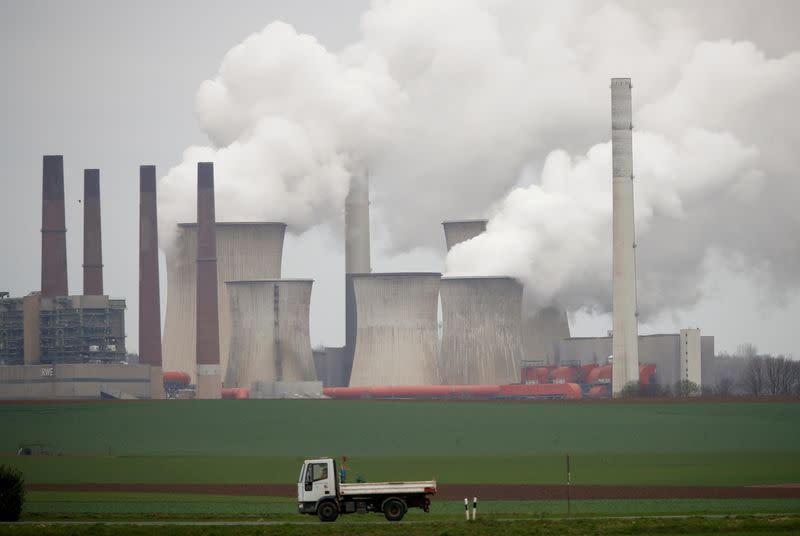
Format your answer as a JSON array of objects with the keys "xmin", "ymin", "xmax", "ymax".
[{"xmin": 297, "ymin": 457, "xmax": 437, "ymax": 522}]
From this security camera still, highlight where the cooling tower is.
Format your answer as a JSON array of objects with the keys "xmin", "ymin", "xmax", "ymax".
[
  {"xmin": 162, "ymin": 222, "xmax": 286, "ymax": 382},
  {"xmin": 440, "ymin": 276, "xmax": 524, "ymax": 385},
  {"xmin": 610, "ymin": 77, "xmax": 640, "ymax": 395},
  {"xmin": 41, "ymin": 155, "xmax": 68, "ymax": 297},
  {"xmin": 82, "ymin": 169, "xmax": 103, "ymax": 295},
  {"xmin": 225, "ymin": 279, "xmax": 316, "ymax": 389},
  {"xmin": 348, "ymin": 273, "xmax": 440, "ymax": 386},
  {"xmin": 139, "ymin": 165, "xmax": 165, "ymax": 398},
  {"xmin": 195, "ymin": 162, "xmax": 222, "ymax": 399},
  {"xmin": 442, "ymin": 219, "xmax": 487, "ymax": 252},
  {"xmin": 523, "ymin": 305, "xmax": 571, "ymax": 365},
  {"xmin": 344, "ymin": 169, "xmax": 372, "ymax": 385}
]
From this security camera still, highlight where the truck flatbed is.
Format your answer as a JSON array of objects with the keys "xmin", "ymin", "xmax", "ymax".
[{"xmin": 341, "ymin": 481, "xmax": 437, "ymax": 496}]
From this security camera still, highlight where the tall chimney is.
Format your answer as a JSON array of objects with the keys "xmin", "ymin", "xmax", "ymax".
[
  {"xmin": 41, "ymin": 155, "xmax": 68, "ymax": 297},
  {"xmin": 139, "ymin": 165, "xmax": 165, "ymax": 398},
  {"xmin": 344, "ymin": 169, "xmax": 371, "ymax": 386},
  {"xmin": 610, "ymin": 78, "xmax": 640, "ymax": 395},
  {"xmin": 195, "ymin": 162, "xmax": 222, "ymax": 399},
  {"xmin": 82, "ymin": 169, "xmax": 103, "ymax": 295}
]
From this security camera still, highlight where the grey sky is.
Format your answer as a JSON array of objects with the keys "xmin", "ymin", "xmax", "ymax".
[{"xmin": 1, "ymin": 0, "xmax": 798, "ymax": 359}]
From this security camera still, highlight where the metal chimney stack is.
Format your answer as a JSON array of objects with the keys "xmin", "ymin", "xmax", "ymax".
[
  {"xmin": 139, "ymin": 165, "xmax": 165, "ymax": 398},
  {"xmin": 195, "ymin": 162, "xmax": 222, "ymax": 399},
  {"xmin": 82, "ymin": 169, "xmax": 103, "ymax": 295},
  {"xmin": 344, "ymin": 169, "xmax": 371, "ymax": 384},
  {"xmin": 610, "ymin": 78, "xmax": 640, "ymax": 395},
  {"xmin": 41, "ymin": 155, "xmax": 68, "ymax": 297}
]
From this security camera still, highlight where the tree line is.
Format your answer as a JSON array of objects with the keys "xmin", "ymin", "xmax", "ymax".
[
  {"xmin": 699, "ymin": 344, "xmax": 797, "ymax": 397},
  {"xmin": 619, "ymin": 344, "xmax": 798, "ymax": 398}
]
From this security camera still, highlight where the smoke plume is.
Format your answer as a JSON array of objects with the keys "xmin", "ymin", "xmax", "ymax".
[{"xmin": 159, "ymin": 0, "xmax": 800, "ymax": 318}]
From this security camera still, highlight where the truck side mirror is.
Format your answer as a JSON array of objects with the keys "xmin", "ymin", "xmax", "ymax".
[{"xmin": 305, "ymin": 468, "xmax": 313, "ymax": 492}]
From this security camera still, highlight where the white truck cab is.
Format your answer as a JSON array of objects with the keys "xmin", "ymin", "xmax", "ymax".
[{"xmin": 297, "ymin": 457, "xmax": 436, "ymax": 522}]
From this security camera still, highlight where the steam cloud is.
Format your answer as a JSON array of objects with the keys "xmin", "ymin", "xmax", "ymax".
[{"xmin": 159, "ymin": 0, "xmax": 800, "ymax": 319}]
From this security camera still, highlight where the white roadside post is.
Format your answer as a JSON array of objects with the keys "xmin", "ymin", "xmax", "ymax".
[
  {"xmin": 472, "ymin": 496, "xmax": 477, "ymax": 520},
  {"xmin": 464, "ymin": 498, "xmax": 469, "ymax": 520}
]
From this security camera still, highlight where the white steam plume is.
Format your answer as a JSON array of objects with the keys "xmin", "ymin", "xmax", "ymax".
[{"xmin": 159, "ymin": 0, "xmax": 800, "ymax": 319}]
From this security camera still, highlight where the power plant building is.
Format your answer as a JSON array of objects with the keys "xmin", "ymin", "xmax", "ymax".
[
  {"xmin": 439, "ymin": 276, "xmax": 525, "ymax": 385},
  {"xmin": 225, "ymin": 279, "xmax": 316, "ymax": 389},
  {"xmin": 161, "ymin": 222, "xmax": 286, "ymax": 381},
  {"xmin": 348, "ymin": 273, "xmax": 440, "ymax": 386},
  {"xmin": 556, "ymin": 332, "xmax": 712, "ymax": 390}
]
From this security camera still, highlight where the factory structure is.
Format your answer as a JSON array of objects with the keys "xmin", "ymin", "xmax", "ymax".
[{"xmin": 1, "ymin": 77, "xmax": 710, "ymax": 400}]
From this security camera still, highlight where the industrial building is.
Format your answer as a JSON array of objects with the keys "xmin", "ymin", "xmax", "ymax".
[
  {"xmin": 555, "ymin": 330, "xmax": 712, "ymax": 391},
  {"xmin": 0, "ymin": 294, "xmax": 125, "ymax": 365},
  {"xmin": 2, "ymin": 75, "xmax": 719, "ymax": 401},
  {"xmin": 0, "ymin": 156, "xmax": 135, "ymax": 399}
]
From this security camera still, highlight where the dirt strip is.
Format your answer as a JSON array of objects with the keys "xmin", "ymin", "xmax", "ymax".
[{"xmin": 27, "ymin": 483, "xmax": 800, "ymax": 500}]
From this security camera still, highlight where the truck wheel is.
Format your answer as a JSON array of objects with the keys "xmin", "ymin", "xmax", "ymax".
[
  {"xmin": 383, "ymin": 498, "xmax": 406, "ymax": 522},
  {"xmin": 318, "ymin": 501, "xmax": 339, "ymax": 522}
]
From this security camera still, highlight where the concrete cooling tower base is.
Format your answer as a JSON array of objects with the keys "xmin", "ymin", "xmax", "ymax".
[
  {"xmin": 225, "ymin": 280, "xmax": 316, "ymax": 390},
  {"xmin": 440, "ymin": 276, "xmax": 524, "ymax": 385},
  {"xmin": 349, "ymin": 273, "xmax": 440, "ymax": 386}
]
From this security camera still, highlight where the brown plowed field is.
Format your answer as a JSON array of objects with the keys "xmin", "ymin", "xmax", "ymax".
[{"xmin": 28, "ymin": 483, "xmax": 800, "ymax": 500}]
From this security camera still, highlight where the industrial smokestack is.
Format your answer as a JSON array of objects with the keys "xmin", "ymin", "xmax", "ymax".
[
  {"xmin": 41, "ymin": 155, "xmax": 68, "ymax": 297},
  {"xmin": 195, "ymin": 162, "xmax": 222, "ymax": 399},
  {"xmin": 82, "ymin": 169, "xmax": 103, "ymax": 295},
  {"xmin": 139, "ymin": 165, "xmax": 165, "ymax": 398},
  {"xmin": 346, "ymin": 170, "xmax": 371, "ymax": 274},
  {"xmin": 442, "ymin": 220, "xmax": 487, "ymax": 252},
  {"xmin": 348, "ymin": 273, "xmax": 440, "ymax": 386},
  {"xmin": 610, "ymin": 78, "xmax": 640, "ymax": 395},
  {"xmin": 344, "ymin": 169, "xmax": 371, "ymax": 384}
]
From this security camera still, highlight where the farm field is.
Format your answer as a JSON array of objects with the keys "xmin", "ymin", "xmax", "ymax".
[
  {"xmin": 20, "ymin": 491, "xmax": 800, "ymax": 517},
  {"xmin": 3, "ymin": 399, "xmax": 799, "ymax": 458},
  {"xmin": 5, "ymin": 451, "xmax": 800, "ymax": 486},
  {"xmin": 2, "ymin": 398, "xmax": 799, "ymax": 524}
]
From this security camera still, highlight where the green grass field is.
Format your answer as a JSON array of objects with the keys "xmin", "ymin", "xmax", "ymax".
[
  {"xmin": 20, "ymin": 492, "xmax": 800, "ymax": 518},
  {"xmin": 4, "ymin": 400, "xmax": 799, "ymax": 457},
  {"xmin": 2, "ymin": 399, "xmax": 799, "ymax": 523},
  {"xmin": 2, "ymin": 400, "xmax": 799, "ymax": 486}
]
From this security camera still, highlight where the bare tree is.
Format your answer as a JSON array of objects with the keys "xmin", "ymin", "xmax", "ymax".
[
  {"xmin": 713, "ymin": 376, "xmax": 736, "ymax": 397},
  {"xmin": 736, "ymin": 343, "xmax": 758, "ymax": 359},
  {"xmin": 674, "ymin": 379, "xmax": 700, "ymax": 398},
  {"xmin": 743, "ymin": 356, "xmax": 764, "ymax": 396}
]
